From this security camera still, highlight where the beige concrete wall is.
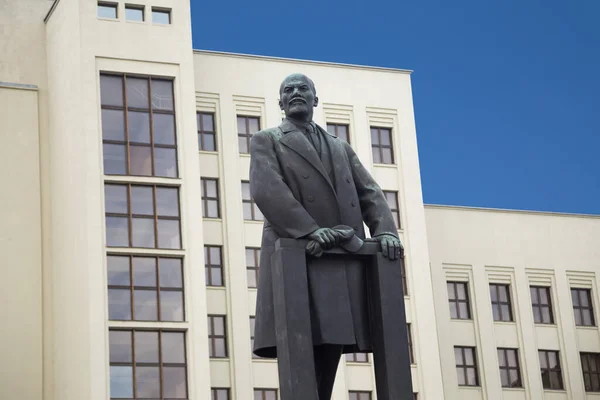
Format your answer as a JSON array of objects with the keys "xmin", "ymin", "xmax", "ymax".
[
  {"xmin": 426, "ymin": 205, "xmax": 600, "ymax": 400},
  {"xmin": 193, "ymin": 51, "xmax": 445, "ymax": 399},
  {"xmin": 0, "ymin": 84, "xmax": 43, "ymax": 400}
]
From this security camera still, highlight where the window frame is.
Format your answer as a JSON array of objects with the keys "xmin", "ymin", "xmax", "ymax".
[
  {"xmin": 383, "ymin": 190, "xmax": 402, "ymax": 230},
  {"xmin": 208, "ymin": 315, "xmax": 228, "ymax": 358},
  {"xmin": 241, "ymin": 181, "xmax": 264, "ymax": 221},
  {"xmin": 201, "ymin": 178, "xmax": 220, "ymax": 219},
  {"xmin": 98, "ymin": 1, "xmax": 118, "ymax": 19},
  {"xmin": 539, "ymin": 350, "xmax": 564, "ymax": 390},
  {"xmin": 348, "ymin": 391, "xmax": 372, "ymax": 400},
  {"xmin": 345, "ymin": 352, "xmax": 369, "ymax": 363},
  {"xmin": 407, "ymin": 323, "xmax": 415, "ymax": 365},
  {"xmin": 572, "ymin": 288, "xmax": 596, "ymax": 327},
  {"xmin": 581, "ymin": 352, "xmax": 600, "ymax": 392},
  {"xmin": 253, "ymin": 388, "xmax": 278, "ymax": 400},
  {"xmin": 124, "ymin": 4, "xmax": 145, "ymax": 22},
  {"xmin": 455, "ymin": 346, "xmax": 479, "ymax": 387},
  {"xmin": 197, "ymin": 112, "xmax": 217, "ymax": 151},
  {"xmin": 326, "ymin": 123, "xmax": 350, "ymax": 144},
  {"xmin": 531, "ymin": 286, "xmax": 555, "ymax": 324},
  {"xmin": 370, "ymin": 126, "xmax": 394, "ymax": 164},
  {"xmin": 100, "ymin": 73, "xmax": 178, "ymax": 178},
  {"xmin": 151, "ymin": 7, "xmax": 171, "ymax": 24},
  {"xmin": 497, "ymin": 348, "xmax": 522, "ymax": 388},
  {"xmin": 490, "ymin": 283, "xmax": 514, "ymax": 322},
  {"xmin": 447, "ymin": 281, "xmax": 471, "ymax": 320},
  {"xmin": 237, "ymin": 115, "xmax": 260, "ymax": 154},
  {"xmin": 246, "ymin": 247, "xmax": 260, "ymax": 289},
  {"xmin": 204, "ymin": 246, "xmax": 224, "ymax": 287},
  {"xmin": 211, "ymin": 388, "xmax": 230, "ymax": 400}
]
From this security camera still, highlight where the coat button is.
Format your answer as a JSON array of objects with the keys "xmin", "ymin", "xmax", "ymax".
[
  {"xmin": 351, "ymin": 200, "xmax": 356, "ymax": 207},
  {"xmin": 303, "ymin": 173, "xmax": 310, "ymax": 179},
  {"xmin": 346, "ymin": 177, "xmax": 351, "ymax": 183},
  {"xmin": 308, "ymin": 196, "xmax": 314, "ymax": 202}
]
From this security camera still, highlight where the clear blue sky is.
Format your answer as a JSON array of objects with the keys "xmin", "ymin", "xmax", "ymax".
[{"xmin": 190, "ymin": 0, "xmax": 600, "ymax": 215}]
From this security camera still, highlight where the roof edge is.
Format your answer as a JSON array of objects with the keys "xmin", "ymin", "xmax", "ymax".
[
  {"xmin": 193, "ymin": 49, "xmax": 413, "ymax": 74},
  {"xmin": 424, "ymin": 204, "xmax": 600, "ymax": 219}
]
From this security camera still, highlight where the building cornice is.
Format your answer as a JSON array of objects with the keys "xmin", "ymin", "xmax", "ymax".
[
  {"xmin": 424, "ymin": 204, "xmax": 600, "ymax": 219},
  {"xmin": 193, "ymin": 49, "xmax": 413, "ymax": 74},
  {"xmin": 0, "ymin": 81, "xmax": 38, "ymax": 91}
]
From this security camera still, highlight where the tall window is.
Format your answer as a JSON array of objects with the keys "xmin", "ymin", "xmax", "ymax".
[
  {"xmin": 327, "ymin": 123, "xmax": 350, "ymax": 143},
  {"xmin": 98, "ymin": 2, "xmax": 118, "ymax": 18},
  {"xmin": 531, "ymin": 286, "xmax": 554, "ymax": 324},
  {"xmin": 108, "ymin": 329, "xmax": 187, "ymax": 399},
  {"xmin": 407, "ymin": 324, "xmax": 415, "ymax": 364},
  {"xmin": 572, "ymin": 288, "xmax": 596, "ymax": 326},
  {"xmin": 212, "ymin": 388, "xmax": 230, "ymax": 400},
  {"xmin": 151, "ymin": 7, "xmax": 171, "ymax": 24},
  {"xmin": 249, "ymin": 316, "xmax": 261, "ymax": 359},
  {"xmin": 447, "ymin": 281, "xmax": 471, "ymax": 320},
  {"xmin": 197, "ymin": 112, "xmax": 216, "ymax": 151},
  {"xmin": 383, "ymin": 190, "xmax": 401, "ymax": 230},
  {"xmin": 208, "ymin": 315, "xmax": 227, "ymax": 358},
  {"xmin": 370, "ymin": 127, "xmax": 394, "ymax": 164},
  {"xmin": 498, "ymin": 348, "xmax": 522, "ymax": 388},
  {"xmin": 107, "ymin": 255, "xmax": 183, "ymax": 321},
  {"xmin": 242, "ymin": 181, "xmax": 264, "ymax": 221},
  {"xmin": 104, "ymin": 184, "xmax": 181, "ymax": 249},
  {"xmin": 254, "ymin": 389, "xmax": 277, "ymax": 400},
  {"xmin": 238, "ymin": 115, "xmax": 260, "ymax": 154},
  {"xmin": 345, "ymin": 352, "xmax": 368, "ymax": 362},
  {"xmin": 455, "ymin": 346, "xmax": 479, "ymax": 386},
  {"xmin": 490, "ymin": 284, "xmax": 513, "ymax": 322},
  {"xmin": 539, "ymin": 350, "xmax": 563, "ymax": 390},
  {"xmin": 100, "ymin": 74, "xmax": 177, "ymax": 178},
  {"xmin": 201, "ymin": 178, "xmax": 220, "ymax": 218},
  {"xmin": 246, "ymin": 248, "xmax": 260, "ymax": 288},
  {"xmin": 349, "ymin": 391, "xmax": 372, "ymax": 400},
  {"xmin": 581, "ymin": 353, "xmax": 600, "ymax": 392},
  {"xmin": 125, "ymin": 4, "xmax": 144, "ymax": 21},
  {"xmin": 205, "ymin": 246, "xmax": 223, "ymax": 287}
]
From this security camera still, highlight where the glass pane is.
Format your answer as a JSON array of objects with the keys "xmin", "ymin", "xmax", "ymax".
[
  {"xmin": 210, "ymin": 247, "xmax": 221, "ymax": 264},
  {"xmin": 574, "ymin": 309, "xmax": 583, "ymax": 325},
  {"xmin": 153, "ymin": 113, "xmax": 176, "ymax": 145},
  {"xmin": 162, "ymin": 331, "xmax": 186, "ymax": 363},
  {"xmin": 205, "ymin": 179, "xmax": 218, "ymax": 197},
  {"xmin": 541, "ymin": 370, "xmax": 550, "ymax": 388},
  {"xmin": 539, "ymin": 287, "xmax": 549, "ymax": 304},
  {"xmin": 101, "ymin": 109, "xmax": 125, "ymax": 140},
  {"xmin": 109, "ymin": 330, "xmax": 132, "ymax": 363},
  {"xmin": 530, "ymin": 287, "xmax": 539, "ymax": 304},
  {"xmin": 156, "ymin": 187, "xmax": 179, "ymax": 216},
  {"xmin": 492, "ymin": 305, "xmax": 501, "ymax": 321},
  {"xmin": 243, "ymin": 203, "xmax": 253, "ymax": 220},
  {"xmin": 458, "ymin": 303, "xmax": 469, "ymax": 319},
  {"xmin": 581, "ymin": 290, "xmax": 590, "ymax": 307},
  {"xmin": 154, "ymin": 147, "xmax": 178, "ymax": 178},
  {"xmin": 449, "ymin": 302, "xmax": 458, "ymax": 319},
  {"xmin": 214, "ymin": 338, "xmax": 226, "ymax": 357},
  {"xmin": 152, "ymin": 9, "xmax": 171, "ymax": 24},
  {"xmin": 212, "ymin": 317, "xmax": 225, "ymax": 335},
  {"xmin": 130, "ymin": 186, "xmax": 154, "ymax": 215},
  {"xmin": 134, "ymin": 289, "xmax": 157, "ymax": 320},
  {"xmin": 467, "ymin": 367, "xmax": 477, "ymax": 386},
  {"xmin": 447, "ymin": 283, "xmax": 456, "ymax": 300},
  {"xmin": 134, "ymin": 331, "xmax": 159, "ymax": 362},
  {"xmin": 372, "ymin": 147, "xmax": 381, "ymax": 163},
  {"xmin": 371, "ymin": 128, "xmax": 379, "ymax": 145},
  {"xmin": 499, "ymin": 285, "xmax": 509, "ymax": 302},
  {"xmin": 126, "ymin": 77, "xmax": 149, "ymax": 109},
  {"xmin": 211, "ymin": 267, "xmax": 222, "ymax": 286},
  {"xmin": 381, "ymin": 129, "xmax": 391, "ymax": 146},
  {"xmin": 135, "ymin": 366, "xmax": 160, "ymax": 398},
  {"xmin": 106, "ymin": 216, "xmax": 129, "ymax": 247},
  {"xmin": 125, "ymin": 7, "xmax": 144, "ymax": 22},
  {"xmin": 571, "ymin": 289, "xmax": 580, "ymax": 306},
  {"xmin": 131, "ymin": 217, "xmax": 155, "ymax": 247},
  {"xmin": 456, "ymin": 283, "xmax": 466, "ymax": 300},
  {"xmin": 105, "ymin": 184, "xmax": 128, "ymax": 214},
  {"xmin": 265, "ymin": 390, "xmax": 276, "ymax": 400},
  {"xmin": 456, "ymin": 368, "xmax": 465, "ymax": 385},
  {"xmin": 247, "ymin": 269, "xmax": 257, "ymax": 288},
  {"xmin": 382, "ymin": 148, "xmax": 393, "ymax": 164},
  {"xmin": 490, "ymin": 285, "xmax": 498, "ymax": 302},
  {"xmin": 464, "ymin": 348, "xmax": 474, "ymax": 365},
  {"xmin": 454, "ymin": 347, "xmax": 463, "ymax": 364},
  {"xmin": 542, "ymin": 307, "xmax": 551, "ymax": 324},
  {"xmin": 108, "ymin": 288, "xmax": 131, "ymax": 320},
  {"xmin": 103, "ymin": 143, "xmax": 127, "ymax": 175},
  {"xmin": 550, "ymin": 371, "xmax": 563, "ymax": 389},
  {"xmin": 163, "ymin": 366, "xmax": 187, "ymax": 398},
  {"xmin": 136, "ymin": 367, "xmax": 161, "ymax": 398},
  {"xmin": 159, "ymin": 258, "xmax": 183, "ymax": 288},
  {"xmin": 547, "ymin": 351, "xmax": 558, "ymax": 368},
  {"xmin": 206, "ymin": 200, "xmax": 219, "ymax": 218},
  {"xmin": 238, "ymin": 136, "xmax": 248, "ymax": 153},
  {"xmin": 254, "ymin": 204, "xmax": 264, "ymax": 220},
  {"xmin": 128, "ymin": 111, "xmax": 151, "ymax": 143},
  {"xmin": 248, "ymin": 118, "xmax": 259, "ymax": 133},
  {"xmin": 538, "ymin": 351, "xmax": 548, "ymax": 368},
  {"xmin": 157, "ymin": 219, "xmax": 181, "ymax": 249},
  {"xmin": 203, "ymin": 133, "xmax": 216, "ymax": 151},
  {"xmin": 100, "ymin": 75, "xmax": 123, "ymax": 106},
  {"xmin": 509, "ymin": 369, "xmax": 520, "ymax": 387},
  {"xmin": 107, "ymin": 255, "xmax": 130, "ymax": 286},
  {"xmin": 501, "ymin": 305, "xmax": 511, "ymax": 321},
  {"xmin": 533, "ymin": 307, "xmax": 542, "ymax": 323},
  {"xmin": 202, "ymin": 113, "xmax": 214, "ymax": 131},
  {"xmin": 133, "ymin": 257, "xmax": 156, "ymax": 286},
  {"xmin": 497, "ymin": 349, "xmax": 507, "ymax": 367},
  {"xmin": 161, "ymin": 290, "xmax": 184, "ymax": 321},
  {"xmin": 129, "ymin": 145, "xmax": 152, "ymax": 176},
  {"xmin": 583, "ymin": 310, "xmax": 593, "ymax": 326},
  {"xmin": 151, "ymin": 79, "xmax": 174, "ymax": 110},
  {"xmin": 246, "ymin": 249, "xmax": 256, "ymax": 267},
  {"xmin": 507, "ymin": 350, "xmax": 517, "ymax": 366},
  {"xmin": 237, "ymin": 117, "xmax": 247, "ymax": 134},
  {"xmin": 110, "ymin": 366, "xmax": 133, "ymax": 398}
]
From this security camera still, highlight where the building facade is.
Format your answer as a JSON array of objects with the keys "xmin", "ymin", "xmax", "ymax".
[{"xmin": 0, "ymin": 1, "xmax": 598, "ymax": 400}]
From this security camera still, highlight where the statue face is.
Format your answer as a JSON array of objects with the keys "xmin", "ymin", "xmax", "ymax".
[{"xmin": 279, "ymin": 74, "xmax": 319, "ymax": 121}]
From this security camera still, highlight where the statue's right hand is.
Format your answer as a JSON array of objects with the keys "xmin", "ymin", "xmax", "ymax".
[{"xmin": 307, "ymin": 228, "xmax": 340, "ymax": 250}]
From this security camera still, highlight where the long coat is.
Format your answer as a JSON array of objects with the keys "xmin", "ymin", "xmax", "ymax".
[{"xmin": 250, "ymin": 118, "xmax": 397, "ymax": 359}]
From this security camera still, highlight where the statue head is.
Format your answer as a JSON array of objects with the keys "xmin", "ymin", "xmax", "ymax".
[{"xmin": 279, "ymin": 73, "xmax": 319, "ymax": 122}]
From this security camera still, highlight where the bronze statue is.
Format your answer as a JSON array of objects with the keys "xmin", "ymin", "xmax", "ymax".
[{"xmin": 249, "ymin": 73, "xmax": 403, "ymax": 399}]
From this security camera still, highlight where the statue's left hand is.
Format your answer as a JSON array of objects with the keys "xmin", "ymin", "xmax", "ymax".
[{"xmin": 376, "ymin": 234, "xmax": 404, "ymax": 260}]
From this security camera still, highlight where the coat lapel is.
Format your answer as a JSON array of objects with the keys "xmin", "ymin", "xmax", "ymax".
[{"xmin": 279, "ymin": 120, "xmax": 334, "ymax": 191}]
